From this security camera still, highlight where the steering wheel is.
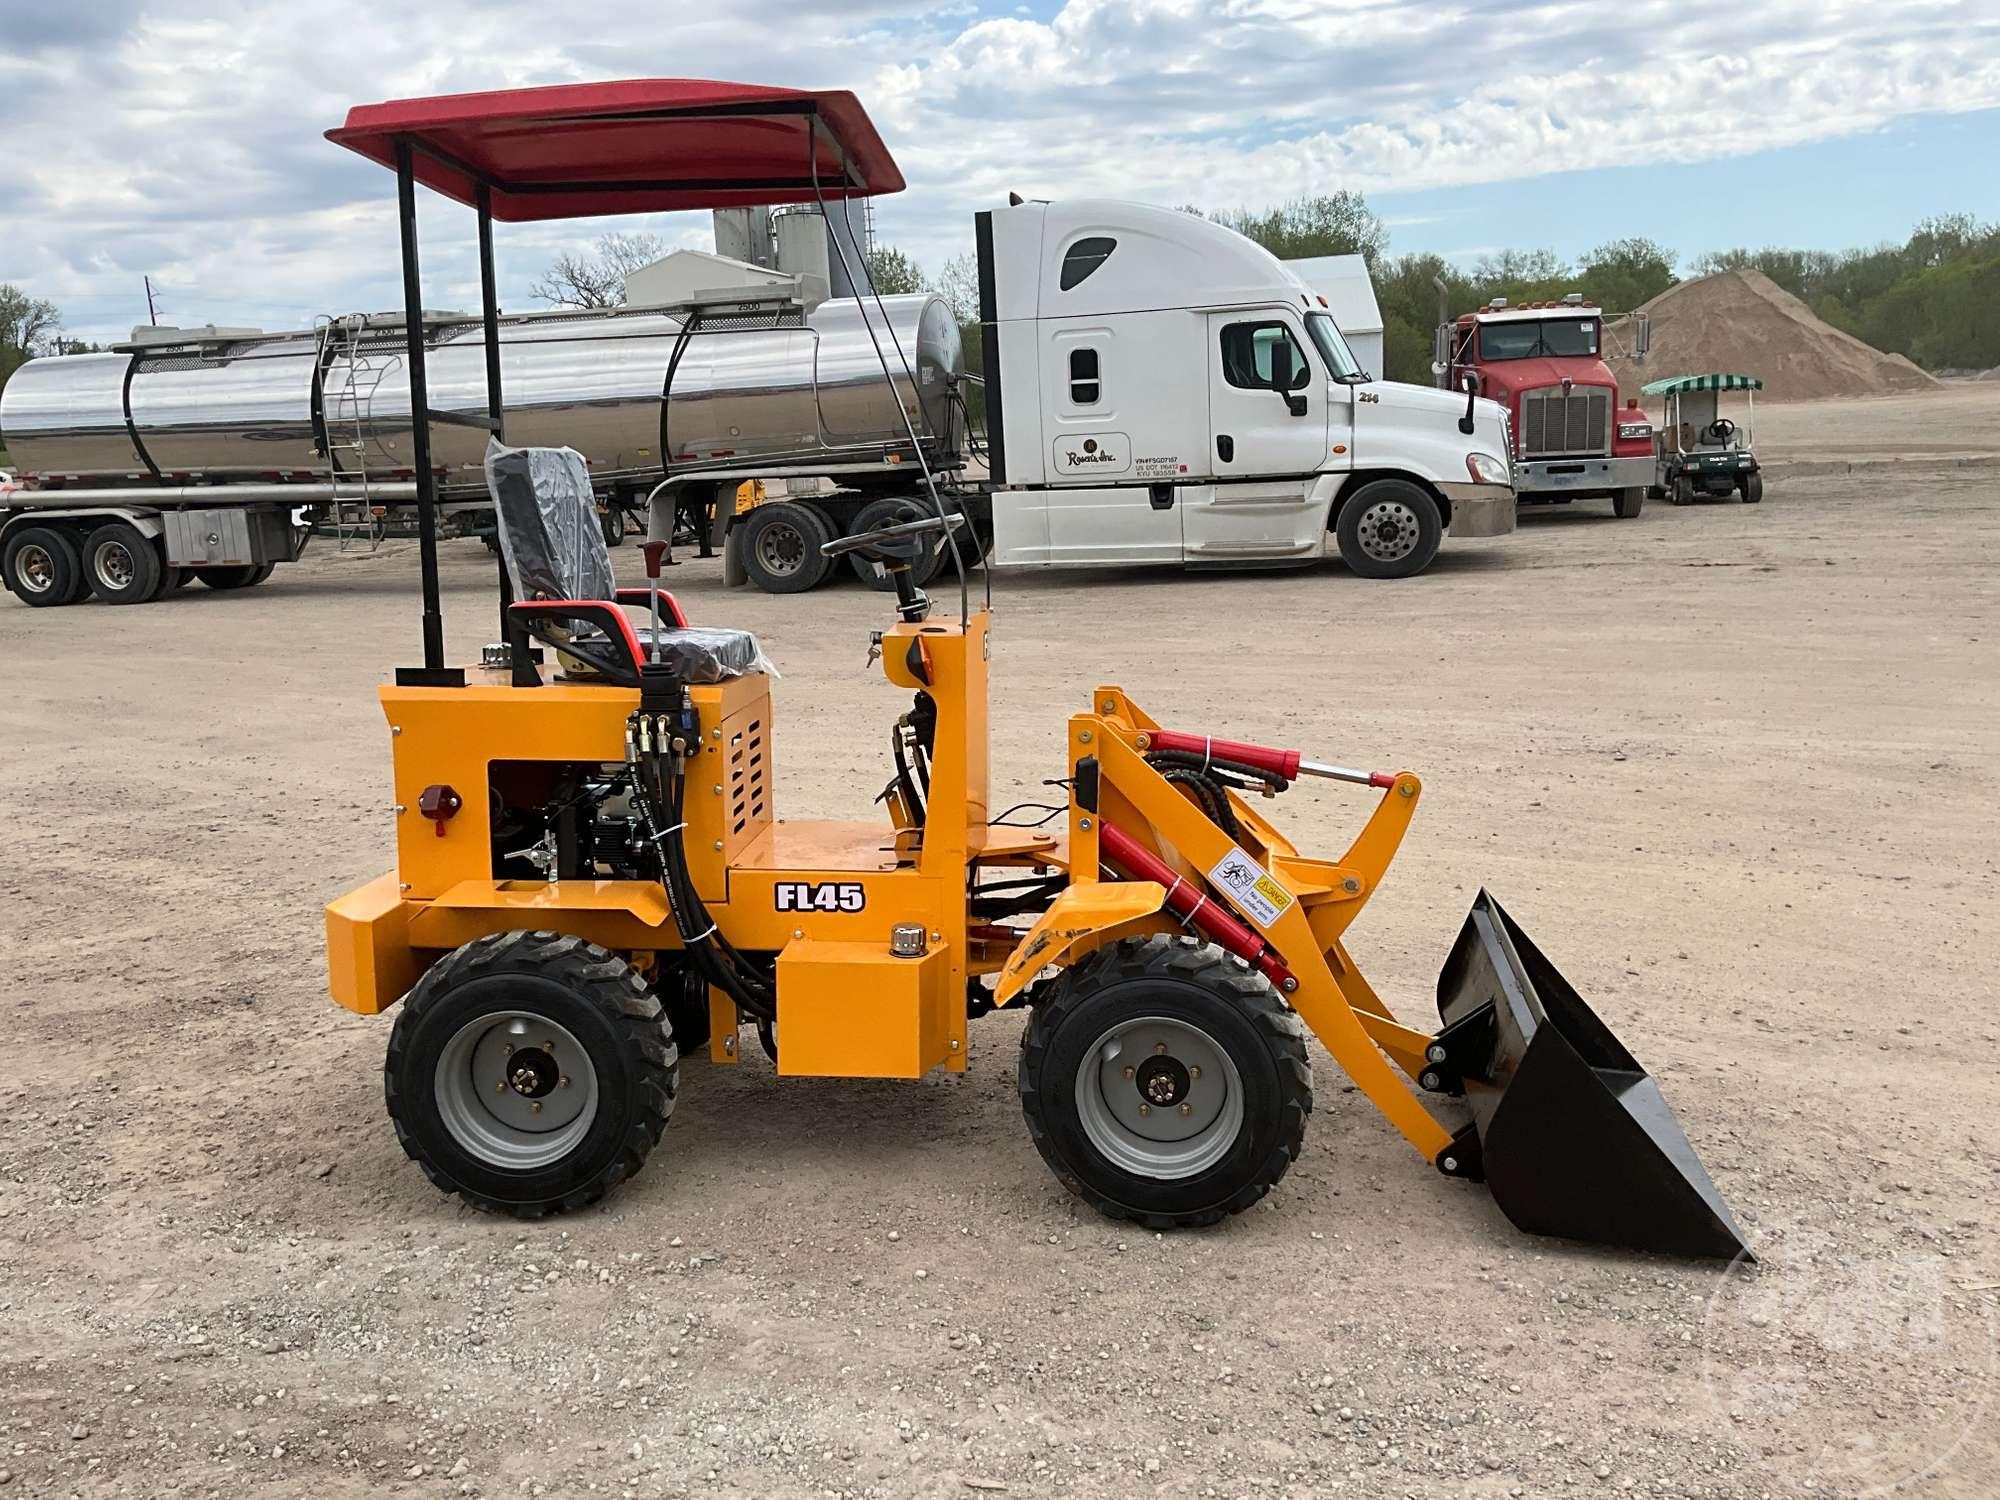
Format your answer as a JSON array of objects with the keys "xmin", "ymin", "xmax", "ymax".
[
  {"xmin": 1703, "ymin": 418, "xmax": 1737, "ymax": 444},
  {"xmin": 819, "ymin": 511, "xmax": 963, "ymax": 565}
]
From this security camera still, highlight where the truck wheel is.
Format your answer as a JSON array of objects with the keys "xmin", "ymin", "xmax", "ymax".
[
  {"xmin": 3, "ymin": 526, "xmax": 86, "ymax": 607},
  {"xmin": 82, "ymin": 522, "xmax": 164, "ymax": 605},
  {"xmin": 197, "ymin": 563, "xmax": 271, "ymax": 590},
  {"xmin": 1333, "ymin": 480, "xmax": 1442, "ymax": 579},
  {"xmin": 846, "ymin": 497, "xmax": 946, "ymax": 589},
  {"xmin": 1740, "ymin": 472, "xmax": 1764, "ymax": 504},
  {"xmin": 385, "ymin": 931, "xmax": 677, "ymax": 1218},
  {"xmin": 1613, "ymin": 487, "xmax": 1645, "ymax": 519},
  {"xmin": 1019, "ymin": 935, "xmax": 1312, "ymax": 1229},
  {"xmin": 738, "ymin": 502, "xmax": 835, "ymax": 593}
]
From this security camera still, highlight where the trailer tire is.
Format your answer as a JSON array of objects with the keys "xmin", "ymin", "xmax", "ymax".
[
  {"xmin": 1740, "ymin": 472, "xmax": 1763, "ymax": 504},
  {"xmin": 1612, "ymin": 487, "xmax": 1644, "ymax": 519},
  {"xmin": 1333, "ymin": 479, "xmax": 1442, "ymax": 579},
  {"xmin": 846, "ymin": 497, "xmax": 946, "ymax": 589},
  {"xmin": 385, "ymin": 931, "xmax": 677, "ymax": 1218},
  {"xmin": 1019, "ymin": 935, "xmax": 1312, "ymax": 1229},
  {"xmin": 738, "ymin": 501, "xmax": 835, "ymax": 593},
  {"xmin": 198, "ymin": 563, "xmax": 272, "ymax": 590},
  {"xmin": 3, "ymin": 526, "xmax": 87, "ymax": 607},
  {"xmin": 81, "ymin": 522, "xmax": 164, "ymax": 605}
]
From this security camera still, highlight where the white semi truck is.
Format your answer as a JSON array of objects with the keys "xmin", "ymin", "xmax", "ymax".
[{"xmin": 723, "ymin": 198, "xmax": 1514, "ymax": 590}]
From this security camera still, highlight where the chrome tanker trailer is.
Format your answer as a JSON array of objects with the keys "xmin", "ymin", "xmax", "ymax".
[{"xmin": 0, "ymin": 289, "xmax": 965, "ymax": 608}]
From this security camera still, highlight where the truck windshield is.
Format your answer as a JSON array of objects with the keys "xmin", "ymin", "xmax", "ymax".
[
  {"xmin": 1478, "ymin": 317, "xmax": 1599, "ymax": 361},
  {"xmin": 1305, "ymin": 312, "xmax": 1365, "ymax": 381}
]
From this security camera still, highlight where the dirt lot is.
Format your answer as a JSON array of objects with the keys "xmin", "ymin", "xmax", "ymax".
[{"xmin": 3, "ymin": 395, "xmax": 1997, "ymax": 1499}]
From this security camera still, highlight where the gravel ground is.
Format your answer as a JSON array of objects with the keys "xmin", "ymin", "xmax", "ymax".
[{"xmin": 2, "ymin": 406, "xmax": 1996, "ymax": 1498}]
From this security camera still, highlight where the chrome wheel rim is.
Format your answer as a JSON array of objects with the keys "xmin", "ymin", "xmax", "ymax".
[
  {"xmin": 1357, "ymin": 500, "xmax": 1420, "ymax": 563},
  {"xmin": 1074, "ymin": 1014, "xmax": 1243, "ymax": 1180},
  {"xmin": 755, "ymin": 521, "xmax": 806, "ymax": 576},
  {"xmin": 15, "ymin": 543, "xmax": 56, "ymax": 595},
  {"xmin": 94, "ymin": 540, "xmax": 136, "ymax": 590},
  {"xmin": 433, "ymin": 1010, "xmax": 600, "ymax": 1170}
]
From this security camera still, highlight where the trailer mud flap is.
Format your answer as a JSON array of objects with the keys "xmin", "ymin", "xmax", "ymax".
[{"xmin": 1431, "ymin": 890, "xmax": 1752, "ymax": 1260}]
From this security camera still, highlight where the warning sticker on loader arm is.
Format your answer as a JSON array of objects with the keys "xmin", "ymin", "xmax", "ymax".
[{"xmin": 1208, "ymin": 849, "xmax": 1294, "ymax": 928}]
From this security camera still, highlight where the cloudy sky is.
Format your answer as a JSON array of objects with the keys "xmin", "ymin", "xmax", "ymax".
[{"xmin": 4, "ymin": 0, "xmax": 1998, "ymax": 345}]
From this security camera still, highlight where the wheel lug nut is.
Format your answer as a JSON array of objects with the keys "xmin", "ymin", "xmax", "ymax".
[
  {"xmin": 1137, "ymin": 1103, "xmax": 1152, "ymax": 1116},
  {"xmin": 1179, "ymin": 1103, "xmax": 1193, "ymax": 1116},
  {"xmin": 530, "ymin": 1100, "xmax": 543, "ymax": 1113},
  {"xmin": 503, "ymin": 1042, "xmax": 514, "ymax": 1055},
  {"xmin": 1121, "ymin": 1065, "xmax": 1135, "ymax": 1079},
  {"xmin": 1152, "ymin": 1043, "xmax": 1168, "ymax": 1056},
  {"xmin": 1189, "ymin": 1066, "xmax": 1201, "ymax": 1080},
  {"xmin": 558, "ymin": 1076, "xmax": 570, "ymax": 1089},
  {"xmin": 494, "ymin": 1081, "xmax": 506, "ymax": 1093}
]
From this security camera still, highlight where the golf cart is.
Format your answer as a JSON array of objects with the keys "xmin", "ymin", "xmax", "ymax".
[{"xmin": 1645, "ymin": 373, "xmax": 1764, "ymax": 505}]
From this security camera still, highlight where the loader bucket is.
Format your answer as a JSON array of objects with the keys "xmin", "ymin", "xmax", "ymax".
[{"xmin": 1433, "ymin": 891, "xmax": 1752, "ymax": 1260}]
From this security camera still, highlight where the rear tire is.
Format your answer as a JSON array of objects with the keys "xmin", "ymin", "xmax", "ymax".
[
  {"xmin": 1333, "ymin": 479, "xmax": 1442, "ymax": 579},
  {"xmin": 738, "ymin": 502, "xmax": 835, "ymax": 593},
  {"xmin": 1740, "ymin": 471, "xmax": 1763, "ymax": 504},
  {"xmin": 846, "ymin": 496, "xmax": 947, "ymax": 589},
  {"xmin": 197, "ymin": 563, "xmax": 273, "ymax": 590},
  {"xmin": 385, "ymin": 931, "xmax": 677, "ymax": 1218},
  {"xmin": 1019, "ymin": 935, "xmax": 1312, "ymax": 1228},
  {"xmin": 82, "ymin": 522, "xmax": 163, "ymax": 605},
  {"xmin": 1612, "ymin": 487, "xmax": 1644, "ymax": 519},
  {"xmin": 3, "ymin": 526, "xmax": 86, "ymax": 607}
]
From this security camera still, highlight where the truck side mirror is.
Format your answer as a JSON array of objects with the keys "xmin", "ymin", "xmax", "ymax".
[
  {"xmin": 1458, "ymin": 370, "xmax": 1480, "ymax": 436},
  {"xmin": 1267, "ymin": 339, "xmax": 1295, "ymax": 392}
]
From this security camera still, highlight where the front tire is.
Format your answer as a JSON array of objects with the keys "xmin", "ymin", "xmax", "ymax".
[
  {"xmin": 738, "ymin": 501, "xmax": 835, "ymax": 593},
  {"xmin": 1019, "ymin": 936, "xmax": 1312, "ymax": 1228},
  {"xmin": 1333, "ymin": 480, "xmax": 1443, "ymax": 579},
  {"xmin": 3, "ymin": 526, "xmax": 86, "ymax": 607},
  {"xmin": 82, "ymin": 522, "xmax": 163, "ymax": 604},
  {"xmin": 1613, "ymin": 487, "xmax": 1644, "ymax": 519},
  {"xmin": 385, "ymin": 932, "xmax": 677, "ymax": 1218},
  {"xmin": 1740, "ymin": 471, "xmax": 1763, "ymax": 504}
]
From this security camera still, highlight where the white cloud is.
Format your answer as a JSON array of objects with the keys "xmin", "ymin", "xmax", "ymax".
[{"xmin": 1, "ymin": 0, "xmax": 1995, "ymax": 342}]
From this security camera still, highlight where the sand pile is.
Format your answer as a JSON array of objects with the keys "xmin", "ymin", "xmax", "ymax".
[{"xmin": 1606, "ymin": 269, "xmax": 1941, "ymax": 403}]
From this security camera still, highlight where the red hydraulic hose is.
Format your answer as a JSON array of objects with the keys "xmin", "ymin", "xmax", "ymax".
[{"xmin": 1098, "ymin": 821, "xmax": 1296, "ymax": 991}]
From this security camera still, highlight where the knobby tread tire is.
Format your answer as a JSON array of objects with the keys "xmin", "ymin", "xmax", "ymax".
[
  {"xmin": 384, "ymin": 931, "xmax": 676, "ymax": 1219},
  {"xmin": 1019, "ymin": 935, "xmax": 1312, "ymax": 1229}
]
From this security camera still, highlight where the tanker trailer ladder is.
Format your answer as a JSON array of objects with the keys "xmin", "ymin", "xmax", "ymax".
[{"xmin": 317, "ymin": 314, "xmax": 389, "ymax": 553}]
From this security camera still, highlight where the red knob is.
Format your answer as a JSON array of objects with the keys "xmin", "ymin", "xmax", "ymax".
[{"xmin": 640, "ymin": 541, "xmax": 668, "ymax": 580}]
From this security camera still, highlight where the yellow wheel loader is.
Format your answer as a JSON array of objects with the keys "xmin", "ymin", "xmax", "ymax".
[{"xmin": 321, "ymin": 80, "xmax": 1751, "ymax": 1258}]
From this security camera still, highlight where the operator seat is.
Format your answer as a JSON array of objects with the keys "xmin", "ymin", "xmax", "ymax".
[{"xmin": 484, "ymin": 441, "xmax": 772, "ymax": 683}]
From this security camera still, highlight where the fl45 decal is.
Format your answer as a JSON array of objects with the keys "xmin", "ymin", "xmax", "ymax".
[{"xmin": 774, "ymin": 881, "xmax": 866, "ymax": 913}]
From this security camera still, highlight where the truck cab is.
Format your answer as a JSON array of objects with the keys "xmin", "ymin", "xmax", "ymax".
[
  {"xmin": 1438, "ymin": 294, "xmax": 1653, "ymax": 519},
  {"xmin": 977, "ymin": 200, "xmax": 1516, "ymax": 579}
]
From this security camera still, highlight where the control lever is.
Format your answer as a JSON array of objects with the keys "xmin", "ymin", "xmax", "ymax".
[{"xmin": 640, "ymin": 541, "xmax": 668, "ymax": 663}]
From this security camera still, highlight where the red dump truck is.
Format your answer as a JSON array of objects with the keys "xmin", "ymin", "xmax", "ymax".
[{"xmin": 1435, "ymin": 290, "xmax": 1652, "ymax": 518}]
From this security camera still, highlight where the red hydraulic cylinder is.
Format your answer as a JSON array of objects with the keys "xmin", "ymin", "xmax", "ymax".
[
  {"xmin": 1145, "ymin": 728, "xmax": 1396, "ymax": 789},
  {"xmin": 1098, "ymin": 821, "xmax": 1296, "ymax": 991}
]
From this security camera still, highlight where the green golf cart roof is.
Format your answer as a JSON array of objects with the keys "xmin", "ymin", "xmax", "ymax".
[{"xmin": 1641, "ymin": 373, "xmax": 1764, "ymax": 396}]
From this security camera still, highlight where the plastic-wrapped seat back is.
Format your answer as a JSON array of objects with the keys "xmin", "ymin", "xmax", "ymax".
[{"xmin": 484, "ymin": 440, "xmax": 611, "ymax": 603}]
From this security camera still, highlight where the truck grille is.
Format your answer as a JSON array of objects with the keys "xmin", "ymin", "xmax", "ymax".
[{"xmin": 1520, "ymin": 388, "xmax": 1610, "ymax": 457}]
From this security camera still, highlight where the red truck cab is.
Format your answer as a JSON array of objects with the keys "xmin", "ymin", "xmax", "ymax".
[{"xmin": 1439, "ymin": 294, "xmax": 1652, "ymax": 518}]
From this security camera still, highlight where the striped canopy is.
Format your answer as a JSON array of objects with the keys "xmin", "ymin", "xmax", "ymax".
[{"xmin": 1641, "ymin": 373, "xmax": 1764, "ymax": 396}]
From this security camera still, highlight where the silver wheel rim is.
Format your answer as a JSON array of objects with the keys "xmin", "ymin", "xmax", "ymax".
[
  {"xmin": 94, "ymin": 540, "xmax": 136, "ymax": 590},
  {"xmin": 755, "ymin": 520, "xmax": 806, "ymax": 576},
  {"xmin": 1074, "ymin": 1014, "xmax": 1244, "ymax": 1180},
  {"xmin": 433, "ymin": 1010, "xmax": 600, "ymax": 1170},
  {"xmin": 15, "ymin": 543, "xmax": 56, "ymax": 595},
  {"xmin": 1356, "ymin": 500, "xmax": 1420, "ymax": 563}
]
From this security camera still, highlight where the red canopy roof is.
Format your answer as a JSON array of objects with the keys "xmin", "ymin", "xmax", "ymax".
[{"xmin": 326, "ymin": 79, "xmax": 904, "ymax": 222}]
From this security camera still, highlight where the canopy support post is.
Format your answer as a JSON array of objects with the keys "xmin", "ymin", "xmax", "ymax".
[
  {"xmin": 476, "ymin": 184, "xmax": 539, "ymax": 688},
  {"xmin": 393, "ymin": 134, "xmax": 463, "ymax": 688}
]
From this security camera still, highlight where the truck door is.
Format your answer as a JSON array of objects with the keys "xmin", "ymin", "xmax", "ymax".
[
  {"xmin": 1038, "ymin": 321, "xmax": 1183, "ymax": 564},
  {"xmin": 1183, "ymin": 313, "xmax": 1328, "ymax": 556}
]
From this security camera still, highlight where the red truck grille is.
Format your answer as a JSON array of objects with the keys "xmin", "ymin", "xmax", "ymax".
[{"xmin": 1520, "ymin": 388, "xmax": 1610, "ymax": 457}]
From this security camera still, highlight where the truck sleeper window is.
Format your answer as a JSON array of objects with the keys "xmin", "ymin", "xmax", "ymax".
[
  {"xmin": 1069, "ymin": 348, "xmax": 1101, "ymax": 404},
  {"xmin": 1220, "ymin": 321, "xmax": 1312, "ymax": 390},
  {"xmin": 1059, "ymin": 237, "xmax": 1117, "ymax": 290}
]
